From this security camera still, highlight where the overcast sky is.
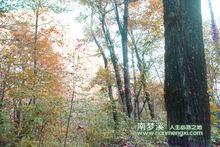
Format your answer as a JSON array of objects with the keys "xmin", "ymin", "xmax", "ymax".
[
  {"xmin": 202, "ymin": 0, "xmax": 220, "ymax": 21},
  {"xmin": 51, "ymin": 0, "xmax": 220, "ymax": 89},
  {"xmin": 57, "ymin": 0, "xmax": 220, "ymax": 47}
]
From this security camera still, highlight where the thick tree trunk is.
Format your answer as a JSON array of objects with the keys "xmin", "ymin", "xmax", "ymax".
[{"xmin": 163, "ymin": 0, "xmax": 211, "ymax": 146}]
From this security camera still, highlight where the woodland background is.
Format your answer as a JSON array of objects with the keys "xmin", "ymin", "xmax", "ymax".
[{"xmin": 0, "ymin": 0, "xmax": 219, "ymax": 146}]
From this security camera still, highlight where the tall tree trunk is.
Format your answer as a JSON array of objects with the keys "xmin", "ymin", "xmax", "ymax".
[
  {"xmin": 0, "ymin": 80, "xmax": 6, "ymax": 108},
  {"xmin": 0, "ymin": 66, "xmax": 10, "ymax": 108},
  {"xmin": 132, "ymin": 49, "xmax": 140, "ymax": 120},
  {"xmin": 130, "ymin": 32, "xmax": 155, "ymax": 119},
  {"xmin": 208, "ymin": 0, "xmax": 219, "ymax": 44},
  {"xmin": 163, "ymin": 0, "xmax": 210, "ymax": 146},
  {"xmin": 64, "ymin": 89, "xmax": 74, "ymax": 147},
  {"xmin": 92, "ymin": 32, "xmax": 118, "ymax": 128},
  {"xmin": 64, "ymin": 56, "xmax": 76, "ymax": 147},
  {"xmin": 121, "ymin": 0, "xmax": 132, "ymax": 117},
  {"xmin": 208, "ymin": 0, "xmax": 220, "ymax": 94},
  {"xmin": 15, "ymin": 64, "xmax": 25, "ymax": 140},
  {"xmin": 100, "ymin": 14, "xmax": 127, "ymax": 112},
  {"xmin": 30, "ymin": 5, "xmax": 39, "ymax": 105},
  {"xmin": 33, "ymin": 7, "xmax": 38, "ymax": 76},
  {"xmin": 112, "ymin": 0, "xmax": 132, "ymax": 117}
]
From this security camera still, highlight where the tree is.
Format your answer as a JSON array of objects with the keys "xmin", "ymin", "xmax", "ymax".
[
  {"xmin": 64, "ymin": 52, "xmax": 77, "ymax": 147},
  {"xmin": 99, "ymin": 8, "xmax": 127, "ymax": 113},
  {"xmin": 163, "ymin": 0, "xmax": 210, "ymax": 146},
  {"xmin": 80, "ymin": 0, "xmax": 164, "ymax": 120},
  {"xmin": 0, "ymin": 10, "xmax": 65, "ymax": 145},
  {"xmin": 91, "ymin": 31, "xmax": 118, "ymax": 128},
  {"xmin": 128, "ymin": 0, "xmax": 163, "ymax": 119},
  {"xmin": 79, "ymin": 0, "xmax": 128, "ymax": 114},
  {"xmin": 112, "ymin": 0, "xmax": 132, "ymax": 117},
  {"xmin": 208, "ymin": 0, "xmax": 219, "ymax": 45},
  {"xmin": 207, "ymin": 0, "xmax": 220, "ymax": 97}
]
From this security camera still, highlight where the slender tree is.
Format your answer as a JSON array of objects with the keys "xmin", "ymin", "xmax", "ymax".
[
  {"xmin": 112, "ymin": 0, "xmax": 132, "ymax": 117},
  {"xmin": 130, "ymin": 31, "xmax": 155, "ymax": 119},
  {"xmin": 90, "ymin": 11, "xmax": 118, "ymax": 126},
  {"xmin": 92, "ymin": 33, "xmax": 118, "ymax": 127},
  {"xmin": 98, "ymin": 6, "xmax": 127, "ymax": 112},
  {"xmin": 64, "ymin": 55, "xmax": 76, "ymax": 147},
  {"xmin": 208, "ymin": 0, "xmax": 220, "ymax": 94},
  {"xmin": 208, "ymin": 0, "xmax": 220, "ymax": 44},
  {"xmin": 163, "ymin": 0, "xmax": 210, "ymax": 146},
  {"xmin": 32, "ymin": 0, "xmax": 40, "ymax": 105}
]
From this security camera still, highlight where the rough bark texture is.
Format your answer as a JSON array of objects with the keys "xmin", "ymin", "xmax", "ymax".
[{"xmin": 163, "ymin": 0, "xmax": 211, "ymax": 146}]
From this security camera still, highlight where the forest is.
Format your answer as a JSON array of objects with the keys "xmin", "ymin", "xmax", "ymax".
[{"xmin": 0, "ymin": 0, "xmax": 219, "ymax": 146}]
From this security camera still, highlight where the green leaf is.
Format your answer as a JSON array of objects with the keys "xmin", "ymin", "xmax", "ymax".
[{"xmin": 34, "ymin": 117, "xmax": 44, "ymax": 125}]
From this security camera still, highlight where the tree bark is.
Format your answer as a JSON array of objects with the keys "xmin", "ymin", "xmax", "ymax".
[
  {"xmin": 112, "ymin": 0, "xmax": 132, "ymax": 117},
  {"xmin": 30, "ymin": 5, "xmax": 39, "ymax": 105},
  {"xmin": 64, "ymin": 56, "xmax": 76, "ymax": 147},
  {"xmin": 132, "ymin": 49, "xmax": 140, "ymax": 120},
  {"xmin": 208, "ymin": 0, "xmax": 220, "ymax": 94},
  {"xmin": 208, "ymin": 0, "xmax": 219, "ymax": 44},
  {"xmin": 0, "ymin": 66, "xmax": 10, "ymax": 108},
  {"xmin": 130, "ymin": 32, "xmax": 155, "ymax": 119},
  {"xmin": 92, "ymin": 32, "xmax": 118, "ymax": 128},
  {"xmin": 163, "ymin": 0, "xmax": 210, "ymax": 146},
  {"xmin": 100, "ymin": 13, "xmax": 127, "ymax": 113}
]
